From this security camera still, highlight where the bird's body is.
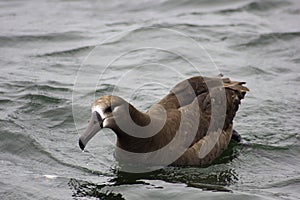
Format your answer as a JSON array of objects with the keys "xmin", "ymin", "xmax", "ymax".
[{"xmin": 79, "ymin": 76, "xmax": 249, "ymax": 167}]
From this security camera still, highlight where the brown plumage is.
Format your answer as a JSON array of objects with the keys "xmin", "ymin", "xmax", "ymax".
[{"xmin": 79, "ymin": 76, "xmax": 249, "ymax": 167}]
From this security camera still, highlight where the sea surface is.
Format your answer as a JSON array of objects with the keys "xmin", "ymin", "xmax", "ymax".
[{"xmin": 1, "ymin": 0, "xmax": 300, "ymax": 199}]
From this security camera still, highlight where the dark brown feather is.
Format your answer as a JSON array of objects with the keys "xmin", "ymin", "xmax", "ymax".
[{"xmin": 93, "ymin": 76, "xmax": 249, "ymax": 166}]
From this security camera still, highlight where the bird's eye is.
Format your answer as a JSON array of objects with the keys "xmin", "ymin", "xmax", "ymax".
[{"xmin": 105, "ymin": 106, "xmax": 112, "ymax": 113}]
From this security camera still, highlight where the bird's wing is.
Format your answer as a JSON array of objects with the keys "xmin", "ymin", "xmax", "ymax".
[
  {"xmin": 157, "ymin": 76, "xmax": 214, "ymax": 110},
  {"xmin": 166, "ymin": 76, "xmax": 249, "ymax": 166}
]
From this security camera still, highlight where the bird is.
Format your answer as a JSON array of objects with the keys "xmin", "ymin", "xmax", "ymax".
[{"xmin": 79, "ymin": 75, "xmax": 249, "ymax": 167}]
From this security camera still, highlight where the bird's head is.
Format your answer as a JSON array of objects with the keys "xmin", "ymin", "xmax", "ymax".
[{"xmin": 78, "ymin": 95, "xmax": 128, "ymax": 150}]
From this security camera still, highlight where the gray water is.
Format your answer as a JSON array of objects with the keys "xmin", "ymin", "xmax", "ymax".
[{"xmin": 1, "ymin": 0, "xmax": 300, "ymax": 199}]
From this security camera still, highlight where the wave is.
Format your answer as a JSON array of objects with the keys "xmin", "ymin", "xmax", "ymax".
[
  {"xmin": 217, "ymin": 0, "xmax": 290, "ymax": 14},
  {"xmin": 239, "ymin": 1, "xmax": 290, "ymax": 12},
  {"xmin": 25, "ymin": 83, "xmax": 71, "ymax": 93},
  {"xmin": 1, "ymin": 80, "xmax": 71, "ymax": 92},
  {"xmin": 40, "ymin": 105, "xmax": 74, "ymax": 128},
  {"xmin": 19, "ymin": 93, "xmax": 63, "ymax": 105},
  {"xmin": 38, "ymin": 45, "xmax": 94, "ymax": 57},
  {"xmin": 0, "ymin": 99, "xmax": 12, "ymax": 104},
  {"xmin": 233, "ymin": 65, "xmax": 273, "ymax": 77},
  {"xmin": 157, "ymin": 0, "xmax": 289, "ymax": 15},
  {"xmin": 0, "ymin": 129, "xmax": 44, "ymax": 157},
  {"xmin": 235, "ymin": 31, "xmax": 300, "ymax": 47},
  {"xmin": 0, "ymin": 31, "xmax": 87, "ymax": 46},
  {"xmin": 0, "ymin": 125, "xmax": 104, "ymax": 177},
  {"xmin": 291, "ymin": 58, "xmax": 300, "ymax": 64}
]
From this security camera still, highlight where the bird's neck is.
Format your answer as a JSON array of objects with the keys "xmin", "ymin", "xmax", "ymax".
[
  {"xmin": 112, "ymin": 103, "xmax": 168, "ymax": 153},
  {"xmin": 128, "ymin": 104, "xmax": 151, "ymax": 127}
]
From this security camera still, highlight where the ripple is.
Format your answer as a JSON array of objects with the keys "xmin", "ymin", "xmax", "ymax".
[
  {"xmin": 236, "ymin": 31, "xmax": 300, "ymax": 47},
  {"xmin": 17, "ymin": 93, "xmax": 66, "ymax": 114},
  {"xmin": 69, "ymin": 178, "xmax": 126, "ymax": 200},
  {"xmin": 0, "ymin": 31, "xmax": 87, "ymax": 47},
  {"xmin": 1, "ymin": 81, "xmax": 71, "ymax": 98},
  {"xmin": 291, "ymin": 58, "xmax": 300, "ymax": 64},
  {"xmin": 0, "ymin": 130, "xmax": 42, "ymax": 157},
  {"xmin": 242, "ymin": 1, "xmax": 290, "ymax": 12},
  {"xmin": 41, "ymin": 105, "xmax": 74, "ymax": 128},
  {"xmin": 38, "ymin": 45, "xmax": 94, "ymax": 57},
  {"xmin": 20, "ymin": 93, "xmax": 63, "ymax": 104},
  {"xmin": 0, "ymin": 99, "xmax": 12, "ymax": 104},
  {"xmin": 208, "ymin": 1, "xmax": 289, "ymax": 14},
  {"xmin": 25, "ymin": 84, "xmax": 71, "ymax": 93},
  {"xmin": 1, "ymin": 0, "xmax": 299, "ymax": 199},
  {"xmin": 234, "ymin": 65, "xmax": 273, "ymax": 77}
]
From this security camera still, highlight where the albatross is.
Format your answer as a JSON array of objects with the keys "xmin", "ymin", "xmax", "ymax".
[{"xmin": 79, "ymin": 76, "xmax": 249, "ymax": 167}]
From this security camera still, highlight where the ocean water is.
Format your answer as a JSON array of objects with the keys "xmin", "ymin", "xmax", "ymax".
[{"xmin": 1, "ymin": 0, "xmax": 300, "ymax": 199}]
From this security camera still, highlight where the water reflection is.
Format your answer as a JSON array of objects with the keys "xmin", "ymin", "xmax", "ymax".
[
  {"xmin": 69, "ymin": 142, "xmax": 241, "ymax": 198},
  {"xmin": 113, "ymin": 167, "xmax": 238, "ymax": 191},
  {"xmin": 68, "ymin": 178, "xmax": 126, "ymax": 200}
]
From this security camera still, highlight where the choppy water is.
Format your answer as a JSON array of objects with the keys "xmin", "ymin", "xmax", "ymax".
[{"xmin": 1, "ymin": 0, "xmax": 300, "ymax": 199}]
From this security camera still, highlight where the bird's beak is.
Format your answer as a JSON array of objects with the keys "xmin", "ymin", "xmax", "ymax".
[{"xmin": 79, "ymin": 111, "xmax": 103, "ymax": 150}]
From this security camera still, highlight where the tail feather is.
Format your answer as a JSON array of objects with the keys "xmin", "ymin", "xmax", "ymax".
[
  {"xmin": 223, "ymin": 80, "xmax": 249, "ymax": 93},
  {"xmin": 222, "ymin": 78, "xmax": 249, "ymax": 130}
]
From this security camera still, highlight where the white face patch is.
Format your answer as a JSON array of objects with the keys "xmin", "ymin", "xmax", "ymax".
[
  {"xmin": 92, "ymin": 105, "xmax": 105, "ymax": 119},
  {"xmin": 102, "ymin": 119, "xmax": 110, "ymax": 128},
  {"xmin": 92, "ymin": 104, "xmax": 117, "ymax": 128}
]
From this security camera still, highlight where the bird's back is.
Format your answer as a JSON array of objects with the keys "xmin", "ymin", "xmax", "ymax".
[{"xmin": 154, "ymin": 76, "xmax": 249, "ymax": 165}]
